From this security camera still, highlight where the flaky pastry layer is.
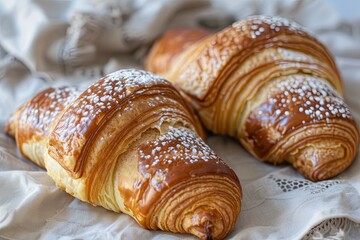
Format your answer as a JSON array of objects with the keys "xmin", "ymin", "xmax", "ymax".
[{"xmin": 146, "ymin": 15, "xmax": 359, "ymax": 181}]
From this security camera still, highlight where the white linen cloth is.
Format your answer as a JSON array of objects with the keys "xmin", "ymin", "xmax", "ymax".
[{"xmin": 0, "ymin": 0, "xmax": 359, "ymax": 239}]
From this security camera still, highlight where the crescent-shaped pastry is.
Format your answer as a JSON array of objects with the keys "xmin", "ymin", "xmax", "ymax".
[
  {"xmin": 6, "ymin": 69, "xmax": 242, "ymax": 240},
  {"xmin": 146, "ymin": 16, "xmax": 359, "ymax": 181}
]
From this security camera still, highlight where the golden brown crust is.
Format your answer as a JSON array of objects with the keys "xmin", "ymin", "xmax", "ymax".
[
  {"xmin": 6, "ymin": 69, "xmax": 241, "ymax": 240},
  {"xmin": 5, "ymin": 87, "xmax": 80, "ymax": 167},
  {"xmin": 47, "ymin": 71, "xmax": 204, "ymax": 178},
  {"xmin": 123, "ymin": 126, "xmax": 241, "ymax": 239},
  {"xmin": 147, "ymin": 16, "xmax": 341, "ymax": 100},
  {"xmin": 146, "ymin": 15, "xmax": 359, "ymax": 181},
  {"xmin": 146, "ymin": 28, "xmax": 213, "ymax": 76},
  {"xmin": 242, "ymin": 75, "xmax": 358, "ymax": 181},
  {"xmin": 135, "ymin": 126, "xmax": 240, "ymax": 215}
]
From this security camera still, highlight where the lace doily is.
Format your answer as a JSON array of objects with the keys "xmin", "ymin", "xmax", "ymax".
[
  {"xmin": 302, "ymin": 217, "xmax": 356, "ymax": 240},
  {"xmin": 268, "ymin": 175, "xmax": 341, "ymax": 194}
]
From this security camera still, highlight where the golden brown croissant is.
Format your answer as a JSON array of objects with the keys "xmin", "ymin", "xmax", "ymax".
[
  {"xmin": 146, "ymin": 15, "xmax": 359, "ymax": 181},
  {"xmin": 5, "ymin": 69, "xmax": 242, "ymax": 240}
]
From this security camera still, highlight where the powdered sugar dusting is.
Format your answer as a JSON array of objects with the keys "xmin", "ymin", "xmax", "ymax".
[
  {"xmin": 138, "ymin": 127, "xmax": 223, "ymax": 191},
  {"xmin": 106, "ymin": 69, "xmax": 168, "ymax": 93},
  {"xmin": 25, "ymin": 86, "xmax": 80, "ymax": 135},
  {"xmin": 47, "ymin": 69, "xmax": 174, "ymax": 165},
  {"xmin": 56, "ymin": 69, "xmax": 169, "ymax": 137},
  {"xmin": 80, "ymin": 69, "xmax": 167, "ymax": 121},
  {"xmin": 233, "ymin": 15, "xmax": 307, "ymax": 39},
  {"xmin": 266, "ymin": 75, "xmax": 352, "ymax": 124},
  {"xmin": 139, "ymin": 127, "xmax": 219, "ymax": 166},
  {"xmin": 245, "ymin": 75, "xmax": 354, "ymax": 159}
]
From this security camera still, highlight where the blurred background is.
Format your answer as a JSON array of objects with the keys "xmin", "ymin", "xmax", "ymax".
[
  {"xmin": 0, "ymin": 0, "xmax": 357, "ymax": 129},
  {"xmin": 0, "ymin": 0, "xmax": 359, "ymax": 80}
]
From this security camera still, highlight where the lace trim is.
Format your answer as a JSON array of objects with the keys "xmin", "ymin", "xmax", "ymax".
[
  {"xmin": 302, "ymin": 218, "xmax": 351, "ymax": 240},
  {"xmin": 268, "ymin": 175, "xmax": 341, "ymax": 194}
]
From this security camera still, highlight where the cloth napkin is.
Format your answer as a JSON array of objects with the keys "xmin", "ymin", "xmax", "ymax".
[{"xmin": 0, "ymin": 0, "xmax": 360, "ymax": 239}]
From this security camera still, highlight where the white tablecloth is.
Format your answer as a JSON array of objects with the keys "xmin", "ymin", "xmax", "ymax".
[{"xmin": 0, "ymin": 0, "xmax": 360, "ymax": 239}]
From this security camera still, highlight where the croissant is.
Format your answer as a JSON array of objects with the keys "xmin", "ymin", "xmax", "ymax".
[
  {"xmin": 5, "ymin": 69, "xmax": 242, "ymax": 240},
  {"xmin": 146, "ymin": 15, "xmax": 359, "ymax": 181}
]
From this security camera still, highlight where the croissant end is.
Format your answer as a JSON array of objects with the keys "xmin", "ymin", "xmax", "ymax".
[
  {"xmin": 289, "ymin": 140, "xmax": 357, "ymax": 181},
  {"xmin": 146, "ymin": 173, "xmax": 241, "ymax": 240},
  {"xmin": 5, "ymin": 111, "xmax": 19, "ymax": 138},
  {"xmin": 184, "ymin": 208, "xmax": 222, "ymax": 240}
]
